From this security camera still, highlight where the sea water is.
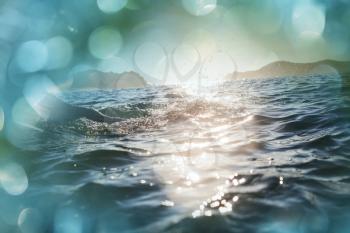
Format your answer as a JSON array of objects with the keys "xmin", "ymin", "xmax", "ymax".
[{"xmin": 1, "ymin": 74, "xmax": 350, "ymax": 233}]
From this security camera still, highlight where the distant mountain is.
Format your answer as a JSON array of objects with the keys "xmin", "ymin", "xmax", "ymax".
[
  {"xmin": 230, "ymin": 60, "xmax": 350, "ymax": 79},
  {"xmin": 71, "ymin": 70, "xmax": 147, "ymax": 89}
]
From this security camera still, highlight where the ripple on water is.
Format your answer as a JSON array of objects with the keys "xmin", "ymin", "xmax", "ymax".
[{"xmin": 6, "ymin": 75, "xmax": 350, "ymax": 232}]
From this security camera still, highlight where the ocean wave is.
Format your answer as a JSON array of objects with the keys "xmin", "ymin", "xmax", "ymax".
[{"xmin": 5, "ymin": 75, "xmax": 350, "ymax": 233}]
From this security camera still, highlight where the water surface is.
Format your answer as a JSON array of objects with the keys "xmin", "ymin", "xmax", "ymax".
[{"xmin": 2, "ymin": 74, "xmax": 350, "ymax": 233}]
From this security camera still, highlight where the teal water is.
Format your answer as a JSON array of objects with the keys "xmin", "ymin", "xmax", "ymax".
[{"xmin": 2, "ymin": 74, "xmax": 350, "ymax": 233}]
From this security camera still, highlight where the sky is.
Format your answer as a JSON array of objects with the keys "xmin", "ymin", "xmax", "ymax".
[{"xmin": 0, "ymin": 0, "xmax": 350, "ymax": 90}]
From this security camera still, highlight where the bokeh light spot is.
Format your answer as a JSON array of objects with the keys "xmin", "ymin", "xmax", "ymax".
[
  {"xmin": 292, "ymin": 2, "xmax": 325, "ymax": 37},
  {"xmin": 0, "ymin": 8, "xmax": 26, "ymax": 42},
  {"xmin": 182, "ymin": 0, "xmax": 217, "ymax": 16},
  {"xmin": 45, "ymin": 36, "xmax": 73, "ymax": 70},
  {"xmin": 54, "ymin": 208, "xmax": 83, "ymax": 233},
  {"xmin": 23, "ymin": 75, "xmax": 60, "ymax": 120},
  {"xmin": 88, "ymin": 26, "xmax": 123, "ymax": 59},
  {"xmin": 11, "ymin": 98, "xmax": 41, "ymax": 127},
  {"xmin": 134, "ymin": 42, "xmax": 168, "ymax": 83},
  {"xmin": 172, "ymin": 43, "xmax": 201, "ymax": 81},
  {"xmin": 97, "ymin": 0, "xmax": 128, "ymax": 14},
  {"xmin": 16, "ymin": 41, "xmax": 48, "ymax": 73},
  {"xmin": 6, "ymin": 97, "xmax": 42, "ymax": 148},
  {"xmin": 18, "ymin": 208, "xmax": 44, "ymax": 233},
  {"xmin": 0, "ymin": 162, "xmax": 28, "ymax": 196}
]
